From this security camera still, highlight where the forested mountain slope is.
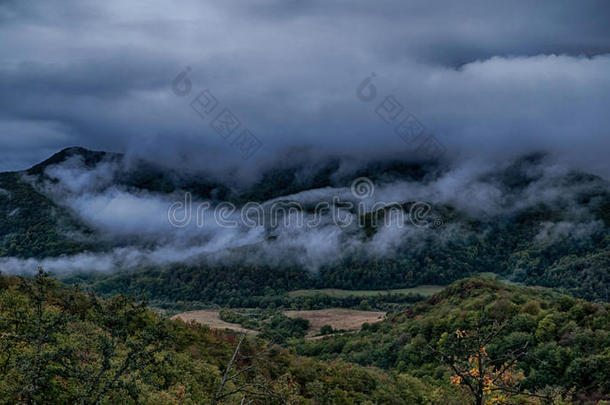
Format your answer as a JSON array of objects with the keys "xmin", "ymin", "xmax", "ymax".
[{"xmin": 1, "ymin": 148, "xmax": 609, "ymax": 302}]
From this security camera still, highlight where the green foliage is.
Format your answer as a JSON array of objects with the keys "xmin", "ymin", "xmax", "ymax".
[
  {"xmin": 358, "ymin": 300, "xmax": 371, "ymax": 311},
  {"xmin": 0, "ymin": 269, "xmax": 220, "ymax": 403},
  {"xmin": 218, "ymin": 309, "xmax": 249, "ymax": 325},
  {"xmin": 260, "ymin": 314, "xmax": 310, "ymax": 344},
  {"xmin": 293, "ymin": 278, "xmax": 610, "ymax": 400},
  {"xmin": 0, "ymin": 270, "xmax": 439, "ymax": 403},
  {"xmin": 0, "ymin": 173, "xmax": 96, "ymax": 258},
  {"xmin": 62, "ymin": 265, "xmax": 430, "ymax": 311}
]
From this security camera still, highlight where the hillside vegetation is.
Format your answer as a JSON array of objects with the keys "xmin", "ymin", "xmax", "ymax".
[
  {"xmin": 0, "ymin": 270, "xmax": 444, "ymax": 404},
  {"xmin": 295, "ymin": 278, "xmax": 610, "ymax": 403},
  {"xmin": 0, "ymin": 172, "xmax": 95, "ymax": 258},
  {"xmin": 1, "ymin": 271, "xmax": 608, "ymax": 403}
]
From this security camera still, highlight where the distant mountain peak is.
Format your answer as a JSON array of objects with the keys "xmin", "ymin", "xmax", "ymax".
[{"xmin": 26, "ymin": 146, "xmax": 122, "ymax": 176}]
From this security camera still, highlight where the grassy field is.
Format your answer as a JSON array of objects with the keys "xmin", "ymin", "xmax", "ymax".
[
  {"xmin": 287, "ymin": 285, "xmax": 444, "ymax": 299},
  {"xmin": 284, "ymin": 309, "xmax": 385, "ymax": 337},
  {"xmin": 171, "ymin": 310, "xmax": 258, "ymax": 334},
  {"xmin": 172, "ymin": 308, "xmax": 385, "ymax": 338}
]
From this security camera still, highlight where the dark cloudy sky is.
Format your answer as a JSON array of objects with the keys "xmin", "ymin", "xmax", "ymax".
[{"xmin": 1, "ymin": 0, "xmax": 610, "ymax": 175}]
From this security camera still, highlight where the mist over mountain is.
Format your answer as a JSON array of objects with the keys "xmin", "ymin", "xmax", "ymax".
[{"xmin": 1, "ymin": 147, "xmax": 608, "ymax": 301}]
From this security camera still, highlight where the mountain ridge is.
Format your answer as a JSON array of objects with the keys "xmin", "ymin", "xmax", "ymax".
[{"xmin": 1, "ymin": 147, "xmax": 609, "ymax": 302}]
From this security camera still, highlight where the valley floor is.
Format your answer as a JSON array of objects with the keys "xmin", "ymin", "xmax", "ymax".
[{"xmin": 172, "ymin": 308, "xmax": 386, "ymax": 338}]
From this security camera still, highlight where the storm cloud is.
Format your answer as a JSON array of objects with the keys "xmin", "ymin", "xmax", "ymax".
[{"xmin": 1, "ymin": 0, "xmax": 610, "ymax": 177}]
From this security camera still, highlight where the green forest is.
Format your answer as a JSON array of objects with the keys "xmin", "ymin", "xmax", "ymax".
[{"xmin": 1, "ymin": 271, "xmax": 609, "ymax": 404}]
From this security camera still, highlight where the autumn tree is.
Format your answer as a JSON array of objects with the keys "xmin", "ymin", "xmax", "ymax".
[{"xmin": 430, "ymin": 317, "xmax": 558, "ymax": 405}]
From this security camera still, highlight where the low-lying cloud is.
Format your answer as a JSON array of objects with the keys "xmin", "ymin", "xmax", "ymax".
[{"xmin": 1, "ymin": 151, "xmax": 606, "ymax": 275}]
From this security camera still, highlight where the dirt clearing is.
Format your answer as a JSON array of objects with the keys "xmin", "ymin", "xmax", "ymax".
[
  {"xmin": 283, "ymin": 309, "xmax": 385, "ymax": 337},
  {"xmin": 171, "ymin": 310, "xmax": 257, "ymax": 334}
]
